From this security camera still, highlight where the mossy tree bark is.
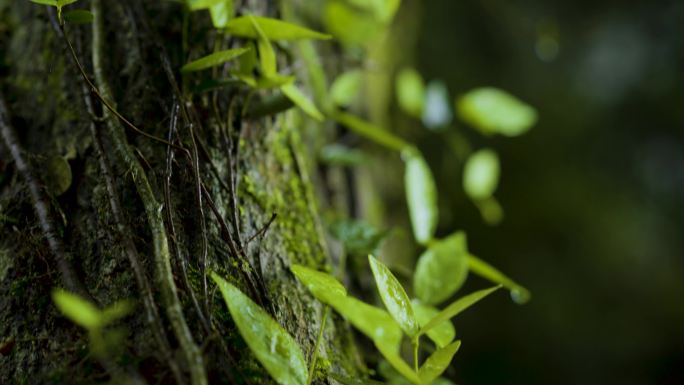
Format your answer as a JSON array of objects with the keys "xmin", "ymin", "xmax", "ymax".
[{"xmin": 0, "ymin": 1, "xmax": 361, "ymax": 384}]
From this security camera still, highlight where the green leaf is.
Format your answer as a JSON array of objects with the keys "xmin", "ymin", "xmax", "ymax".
[
  {"xmin": 463, "ymin": 149, "xmax": 500, "ymax": 201},
  {"xmin": 467, "ymin": 254, "xmax": 530, "ymax": 304},
  {"xmin": 330, "ymin": 70, "xmax": 363, "ymax": 107},
  {"xmin": 237, "ymin": 74, "xmax": 295, "ymax": 89},
  {"xmin": 225, "ymin": 16, "xmax": 332, "ymax": 41},
  {"xmin": 235, "ymin": 41, "xmax": 257, "ymax": 75},
  {"xmin": 328, "ymin": 218, "xmax": 388, "ymax": 257},
  {"xmin": 412, "ymin": 301, "xmax": 455, "ymax": 348},
  {"xmin": 413, "ymin": 232, "xmax": 469, "ymax": 305},
  {"xmin": 101, "ymin": 299, "xmax": 134, "ymax": 325},
  {"xmin": 475, "ymin": 196, "xmax": 504, "ymax": 226},
  {"xmin": 56, "ymin": 0, "xmax": 77, "ymax": 6},
  {"xmin": 368, "ymin": 255, "xmax": 419, "ymax": 337},
  {"xmin": 396, "ymin": 68, "xmax": 425, "ymax": 118},
  {"xmin": 45, "ymin": 155, "xmax": 72, "ymax": 196},
  {"xmin": 403, "ymin": 152, "xmax": 438, "ymax": 245},
  {"xmin": 420, "ymin": 286, "xmax": 500, "ymax": 335},
  {"xmin": 249, "ymin": 15, "xmax": 277, "ymax": 78},
  {"xmin": 29, "ymin": 0, "xmax": 57, "ymax": 7},
  {"xmin": 418, "ymin": 341, "xmax": 461, "ymax": 385},
  {"xmin": 52, "ymin": 289, "xmax": 102, "ymax": 330},
  {"xmin": 290, "ymin": 264, "xmax": 347, "ymax": 305},
  {"xmin": 376, "ymin": 342, "xmax": 422, "ymax": 385},
  {"xmin": 324, "ymin": 1, "xmax": 384, "ymax": 46},
  {"xmin": 211, "ymin": 273, "xmax": 308, "ymax": 385},
  {"xmin": 334, "ymin": 296, "xmax": 403, "ymax": 354},
  {"xmin": 209, "ymin": 1, "xmax": 233, "ymax": 28},
  {"xmin": 319, "ymin": 144, "xmax": 368, "ymax": 166},
  {"xmin": 63, "ymin": 9, "xmax": 93, "ymax": 24},
  {"xmin": 281, "ymin": 84, "xmax": 325, "ymax": 122},
  {"xmin": 422, "ymin": 81, "xmax": 452, "ymax": 130},
  {"xmin": 333, "ymin": 111, "xmax": 411, "ymax": 152},
  {"xmin": 456, "ymin": 87, "xmax": 537, "ymax": 136},
  {"xmin": 186, "ymin": 0, "xmax": 222, "ymax": 10},
  {"xmin": 181, "ymin": 47, "xmax": 251, "ymax": 73}
]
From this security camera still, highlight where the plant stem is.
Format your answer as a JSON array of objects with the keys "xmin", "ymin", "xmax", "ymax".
[
  {"xmin": 307, "ymin": 306, "xmax": 329, "ymax": 385},
  {"xmin": 412, "ymin": 336, "xmax": 420, "ymax": 373}
]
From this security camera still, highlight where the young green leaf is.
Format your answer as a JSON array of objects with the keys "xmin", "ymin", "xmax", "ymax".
[
  {"xmin": 225, "ymin": 16, "xmax": 332, "ymax": 41},
  {"xmin": 211, "ymin": 273, "xmax": 308, "ymax": 385},
  {"xmin": 396, "ymin": 68, "xmax": 425, "ymax": 118},
  {"xmin": 101, "ymin": 299, "xmax": 134, "ymax": 325},
  {"xmin": 413, "ymin": 232, "xmax": 469, "ymax": 305},
  {"xmin": 249, "ymin": 15, "xmax": 277, "ymax": 78},
  {"xmin": 418, "ymin": 341, "xmax": 461, "ymax": 385},
  {"xmin": 330, "ymin": 70, "xmax": 363, "ymax": 107},
  {"xmin": 403, "ymin": 152, "xmax": 438, "ymax": 245},
  {"xmin": 235, "ymin": 41, "xmax": 257, "ymax": 75},
  {"xmin": 333, "ymin": 111, "xmax": 411, "ymax": 152},
  {"xmin": 63, "ymin": 9, "xmax": 93, "ymax": 24},
  {"xmin": 56, "ymin": 0, "xmax": 77, "ymax": 6},
  {"xmin": 281, "ymin": 84, "xmax": 325, "ymax": 122},
  {"xmin": 467, "ymin": 254, "xmax": 531, "ymax": 304},
  {"xmin": 475, "ymin": 196, "xmax": 504, "ymax": 226},
  {"xmin": 186, "ymin": 0, "xmax": 223, "ymax": 10},
  {"xmin": 237, "ymin": 74, "xmax": 295, "ymax": 89},
  {"xmin": 328, "ymin": 218, "xmax": 388, "ymax": 257},
  {"xmin": 412, "ymin": 301, "xmax": 455, "ymax": 348},
  {"xmin": 456, "ymin": 87, "xmax": 537, "ymax": 137},
  {"xmin": 209, "ymin": 0, "xmax": 233, "ymax": 28},
  {"xmin": 420, "ymin": 286, "xmax": 500, "ymax": 335},
  {"xmin": 181, "ymin": 47, "xmax": 250, "ymax": 73},
  {"xmin": 335, "ymin": 296, "xmax": 403, "ymax": 354},
  {"xmin": 52, "ymin": 289, "xmax": 102, "ymax": 330},
  {"xmin": 291, "ymin": 264, "xmax": 347, "ymax": 305},
  {"xmin": 324, "ymin": 1, "xmax": 384, "ymax": 46},
  {"xmin": 376, "ymin": 342, "xmax": 422, "ymax": 385},
  {"xmin": 29, "ymin": 0, "xmax": 58, "ymax": 6},
  {"xmin": 369, "ymin": 255, "xmax": 419, "ymax": 337},
  {"xmin": 463, "ymin": 149, "xmax": 500, "ymax": 201}
]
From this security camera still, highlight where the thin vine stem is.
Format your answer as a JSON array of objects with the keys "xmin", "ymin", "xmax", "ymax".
[{"xmin": 307, "ymin": 305, "xmax": 329, "ymax": 385}]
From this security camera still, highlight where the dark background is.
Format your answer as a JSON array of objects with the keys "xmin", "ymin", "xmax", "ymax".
[{"xmin": 405, "ymin": 1, "xmax": 684, "ymax": 384}]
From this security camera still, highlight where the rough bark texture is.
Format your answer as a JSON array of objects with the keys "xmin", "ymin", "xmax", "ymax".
[{"xmin": 0, "ymin": 1, "xmax": 361, "ymax": 383}]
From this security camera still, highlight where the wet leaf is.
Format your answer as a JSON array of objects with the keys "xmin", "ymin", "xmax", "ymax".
[
  {"xmin": 396, "ymin": 68, "xmax": 425, "ymax": 118},
  {"xmin": 52, "ymin": 289, "xmax": 102, "ymax": 330},
  {"xmin": 281, "ymin": 84, "xmax": 325, "ymax": 122},
  {"xmin": 335, "ymin": 296, "xmax": 403, "ymax": 354},
  {"xmin": 329, "ymin": 218, "xmax": 388, "ymax": 257},
  {"xmin": 376, "ymin": 342, "xmax": 421, "ymax": 385},
  {"xmin": 291, "ymin": 264, "xmax": 347, "ymax": 305},
  {"xmin": 413, "ymin": 232, "xmax": 469, "ymax": 305},
  {"xmin": 63, "ymin": 9, "xmax": 93, "ymax": 24},
  {"xmin": 412, "ymin": 301, "xmax": 455, "ymax": 348},
  {"xmin": 420, "ymin": 286, "xmax": 500, "ymax": 335},
  {"xmin": 456, "ymin": 87, "xmax": 537, "ymax": 136},
  {"xmin": 467, "ymin": 254, "xmax": 530, "ymax": 304},
  {"xmin": 463, "ymin": 149, "xmax": 500, "ymax": 200},
  {"xmin": 403, "ymin": 152, "xmax": 438, "ymax": 245},
  {"xmin": 226, "ymin": 16, "xmax": 332, "ymax": 41},
  {"xmin": 181, "ymin": 47, "xmax": 251, "ymax": 73},
  {"xmin": 369, "ymin": 255, "xmax": 419, "ymax": 337},
  {"xmin": 418, "ymin": 341, "xmax": 461, "ymax": 385},
  {"xmin": 249, "ymin": 15, "xmax": 277, "ymax": 78},
  {"xmin": 211, "ymin": 273, "xmax": 308, "ymax": 385},
  {"xmin": 209, "ymin": 1, "xmax": 233, "ymax": 28},
  {"xmin": 331, "ymin": 70, "xmax": 363, "ymax": 107}
]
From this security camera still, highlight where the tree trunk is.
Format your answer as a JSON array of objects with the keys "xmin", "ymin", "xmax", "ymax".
[{"xmin": 0, "ymin": 1, "xmax": 360, "ymax": 383}]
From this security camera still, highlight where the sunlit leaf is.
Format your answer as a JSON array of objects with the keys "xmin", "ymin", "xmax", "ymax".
[
  {"xmin": 396, "ymin": 68, "xmax": 425, "ymax": 118},
  {"xmin": 376, "ymin": 342, "xmax": 421, "ymax": 385},
  {"xmin": 420, "ymin": 286, "xmax": 500, "ymax": 335},
  {"xmin": 52, "ymin": 289, "xmax": 102, "ymax": 330},
  {"xmin": 209, "ymin": 1, "xmax": 233, "ymax": 28},
  {"xmin": 412, "ymin": 300, "xmax": 455, "ymax": 348},
  {"xmin": 333, "ymin": 111, "xmax": 411, "ymax": 152},
  {"xmin": 249, "ymin": 15, "xmax": 277, "ymax": 78},
  {"xmin": 413, "ymin": 232, "xmax": 469, "ymax": 305},
  {"xmin": 422, "ymin": 81, "xmax": 452, "ymax": 130},
  {"xmin": 319, "ymin": 144, "xmax": 367, "ymax": 166},
  {"xmin": 456, "ymin": 87, "xmax": 537, "ymax": 136},
  {"xmin": 101, "ymin": 299, "xmax": 134, "ymax": 325},
  {"xmin": 418, "ymin": 341, "xmax": 461, "ymax": 385},
  {"xmin": 324, "ymin": 1, "xmax": 384, "ymax": 45},
  {"xmin": 181, "ymin": 47, "xmax": 251, "ymax": 73},
  {"xmin": 369, "ymin": 255, "xmax": 419, "ymax": 337},
  {"xmin": 291, "ymin": 264, "xmax": 347, "ymax": 305},
  {"xmin": 347, "ymin": 0, "xmax": 401, "ymax": 23},
  {"xmin": 186, "ymin": 0, "xmax": 222, "ymax": 10},
  {"xmin": 467, "ymin": 254, "xmax": 530, "ymax": 304},
  {"xmin": 225, "ymin": 16, "xmax": 332, "ymax": 41},
  {"xmin": 331, "ymin": 70, "xmax": 363, "ymax": 107},
  {"xmin": 56, "ymin": 0, "xmax": 77, "ymax": 6},
  {"xmin": 29, "ymin": 0, "xmax": 58, "ymax": 6},
  {"xmin": 463, "ymin": 148, "xmax": 500, "ymax": 201},
  {"xmin": 335, "ymin": 296, "xmax": 403, "ymax": 354},
  {"xmin": 236, "ymin": 74, "xmax": 295, "ymax": 89},
  {"xmin": 211, "ymin": 273, "xmax": 308, "ymax": 385},
  {"xmin": 281, "ymin": 84, "xmax": 324, "ymax": 122},
  {"xmin": 403, "ymin": 152, "xmax": 438, "ymax": 245},
  {"xmin": 63, "ymin": 9, "xmax": 92, "ymax": 24},
  {"xmin": 328, "ymin": 218, "xmax": 388, "ymax": 257}
]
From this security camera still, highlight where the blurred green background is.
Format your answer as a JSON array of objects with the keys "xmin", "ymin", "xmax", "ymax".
[{"xmin": 385, "ymin": 1, "xmax": 684, "ymax": 384}]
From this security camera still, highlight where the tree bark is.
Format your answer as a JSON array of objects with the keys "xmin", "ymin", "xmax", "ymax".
[{"xmin": 0, "ymin": 1, "xmax": 360, "ymax": 383}]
